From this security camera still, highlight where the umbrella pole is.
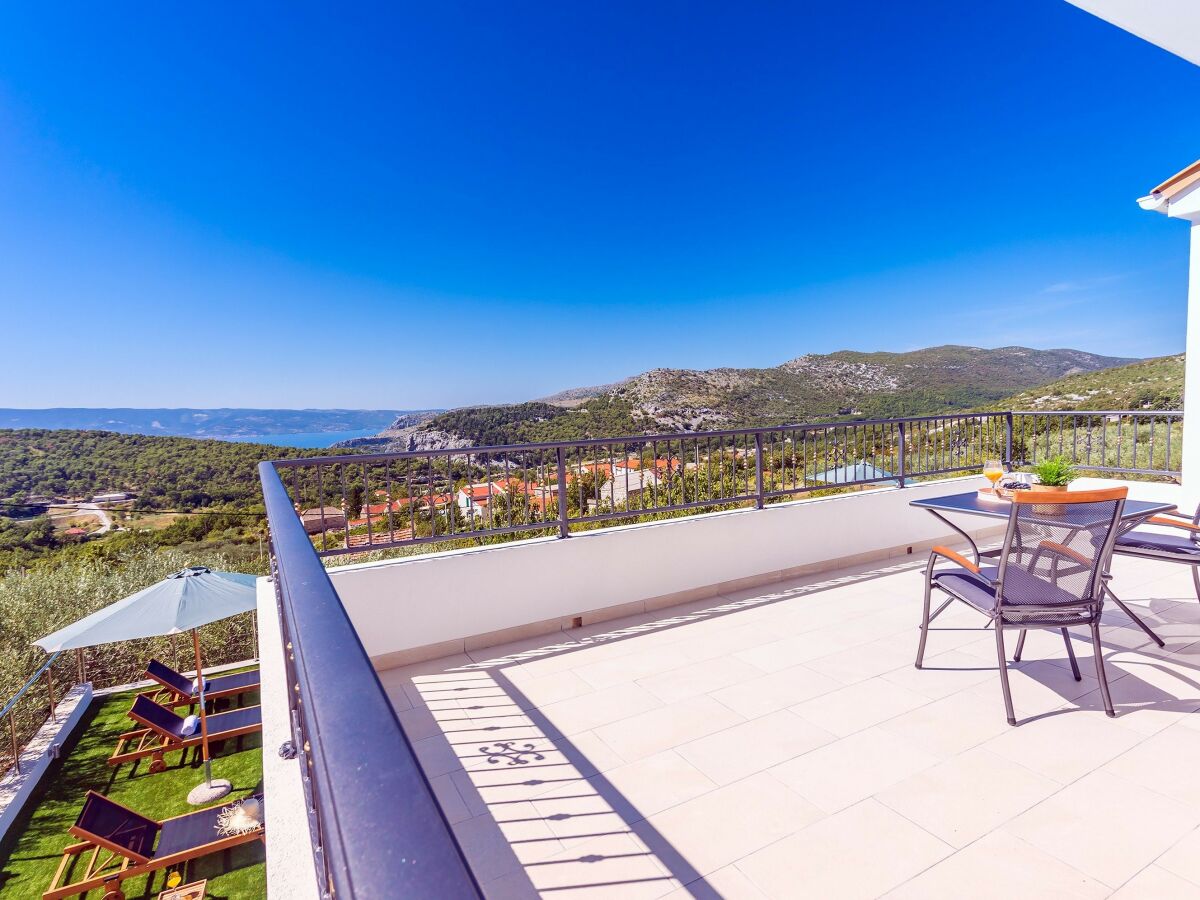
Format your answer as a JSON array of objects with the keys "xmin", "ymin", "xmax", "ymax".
[{"xmin": 192, "ymin": 630, "xmax": 212, "ymax": 786}]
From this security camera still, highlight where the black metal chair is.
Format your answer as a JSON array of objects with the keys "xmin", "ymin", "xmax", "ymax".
[
  {"xmin": 915, "ymin": 487, "xmax": 1128, "ymax": 725},
  {"xmin": 1110, "ymin": 502, "xmax": 1200, "ymax": 602}
]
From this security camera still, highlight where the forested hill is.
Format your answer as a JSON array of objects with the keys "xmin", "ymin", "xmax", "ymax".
[
  {"xmin": 0, "ymin": 429, "xmax": 347, "ymax": 508},
  {"xmin": 364, "ymin": 345, "xmax": 1137, "ymax": 449},
  {"xmin": 994, "ymin": 354, "xmax": 1183, "ymax": 412}
]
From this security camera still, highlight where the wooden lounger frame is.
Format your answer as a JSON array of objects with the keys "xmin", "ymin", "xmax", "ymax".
[
  {"xmin": 43, "ymin": 793, "xmax": 263, "ymax": 900},
  {"xmin": 107, "ymin": 703, "xmax": 262, "ymax": 772}
]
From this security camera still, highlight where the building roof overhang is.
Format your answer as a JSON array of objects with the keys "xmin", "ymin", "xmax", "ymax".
[
  {"xmin": 1065, "ymin": 0, "xmax": 1200, "ymax": 67},
  {"xmin": 1139, "ymin": 159, "xmax": 1200, "ymax": 221}
]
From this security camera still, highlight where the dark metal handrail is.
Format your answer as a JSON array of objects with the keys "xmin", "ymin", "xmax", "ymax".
[
  {"xmin": 259, "ymin": 462, "xmax": 481, "ymax": 899},
  {"xmin": 0, "ymin": 650, "xmax": 68, "ymax": 775}
]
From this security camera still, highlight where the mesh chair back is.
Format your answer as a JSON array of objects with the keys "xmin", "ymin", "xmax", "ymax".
[{"xmin": 996, "ymin": 489, "xmax": 1127, "ymax": 617}]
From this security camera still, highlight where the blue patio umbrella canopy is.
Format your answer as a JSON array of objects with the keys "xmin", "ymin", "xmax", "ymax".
[{"xmin": 34, "ymin": 566, "xmax": 258, "ymax": 652}]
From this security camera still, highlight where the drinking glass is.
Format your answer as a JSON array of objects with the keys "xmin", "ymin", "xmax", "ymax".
[{"xmin": 982, "ymin": 458, "xmax": 1004, "ymax": 490}]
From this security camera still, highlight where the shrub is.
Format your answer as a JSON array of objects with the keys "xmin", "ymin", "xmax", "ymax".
[{"xmin": 1031, "ymin": 455, "xmax": 1078, "ymax": 487}]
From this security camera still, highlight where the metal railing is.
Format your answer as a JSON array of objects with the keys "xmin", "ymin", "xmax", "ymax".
[
  {"xmin": 0, "ymin": 649, "xmax": 84, "ymax": 775},
  {"xmin": 1012, "ymin": 410, "xmax": 1182, "ymax": 477},
  {"xmin": 271, "ymin": 410, "xmax": 1183, "ymax": 558},
  {"xmin": 259, "ymin": 461, "xmax": 481, "ymax": 900}
]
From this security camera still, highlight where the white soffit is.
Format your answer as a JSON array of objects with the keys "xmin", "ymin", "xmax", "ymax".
[{"xmin": 1065, "ymin": 1, "xmax": 1200, "ymax": 67}]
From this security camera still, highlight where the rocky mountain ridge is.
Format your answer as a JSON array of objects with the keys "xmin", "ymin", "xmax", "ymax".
[{"xmin": 341, "ymin": 345, "xmax": 1139, "ymax": 451}]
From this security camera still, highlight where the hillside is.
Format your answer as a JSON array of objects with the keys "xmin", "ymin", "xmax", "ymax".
[
  {"xmin": 366, "ymin": 345, "xmax": 1137, "ymax": 449},
  {"xmin": 995, "ymin": 354, "xmax": 1183, "ymax": 412},
  {"xmin": 0, "ymin": 429, "xmax": 346, "ymax": 509},
  {"xmin": 0, "ymin": 408, "xmax": 425, "ymax": 438}
]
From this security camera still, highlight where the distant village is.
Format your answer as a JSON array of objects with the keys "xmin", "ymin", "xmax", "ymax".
[{"xmin": 18, "ymin": 491, "xmax": 137, "ymax": 541}]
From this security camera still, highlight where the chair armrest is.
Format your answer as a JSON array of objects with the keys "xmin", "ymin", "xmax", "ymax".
[
  {"xmin": 930, "ymin": 546, "xmax": 980, "ymax": 574},
  {"xmin": 1037, "ymin": 540, "xmax": 1092, "ymax": 568},
  {"xmin": 1148, "ymin": 515, "xmax": 1200, "ymax": 532}
]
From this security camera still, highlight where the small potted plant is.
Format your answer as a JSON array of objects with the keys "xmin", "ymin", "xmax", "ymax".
[
  {"xmin": 1029, "ymin": 456, "xmax": 1077, "ymax": 513},
  {"xmin": 1030, "ymin": 455, "xmax": 1078, "ymax": 493}
]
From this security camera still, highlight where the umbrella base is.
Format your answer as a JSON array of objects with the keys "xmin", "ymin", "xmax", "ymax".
[{"xmin": 187, "ymin": 778, "xmax": 232, "ymax": 805}]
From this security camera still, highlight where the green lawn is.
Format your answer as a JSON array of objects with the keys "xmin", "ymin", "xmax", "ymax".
[{"xmin": 0, "ymin": 687, "xmax": 265, "ymax": 899}]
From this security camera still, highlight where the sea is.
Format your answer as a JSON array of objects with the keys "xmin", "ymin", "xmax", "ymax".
[{"xmin": 221, "ymin": 429, "xmax": 378, "ymax": 448}]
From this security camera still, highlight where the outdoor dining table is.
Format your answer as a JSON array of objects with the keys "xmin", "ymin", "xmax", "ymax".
[{"xmin": 910, "ymin": 490, "xmax": 1178, "ymax": 646}]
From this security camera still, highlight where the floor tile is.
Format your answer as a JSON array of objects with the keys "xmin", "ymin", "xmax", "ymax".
[
  {"xmin": 880, "ymin": 648, "xmax": 998, "ymax": 700},
  {"xmin": 736, "ymin": 799, "xmax": 951, "ymax": 900},
  {"xmin": 803, "ymin": 636, "xmax": 918, "ymax": 685},
  {"xmin": 1004, "ymin": 770, "xmax": 1200, "ymax": 887},
  {"xmin": 883, "ymin": 829, "xmax": 1109, "ymax": 899},
  {"xmin": 879, "ymin": 689, "xmax": 1014, "ymax": 757},
  {"xmin": 875, "ymin": 746, "xmax": 1060, "ymax": 848},
  {"xmin": 636, "ymin": 654, "xmax": 763, "ymax": 703},
  {"xmin": 537, "ymin": 681, "xmax": 663, "ymax": 736},
  {"xmin": 574, "ymin": 645, "xmax": 695, "ymax": 691},
  {"xmin": 530, "ymin": 748, "xmax": 718, "ymax": 833},
  {"xmin": 662, "ymin": 864, "xmax": 768, "ymax": 899},
  {"xmin": 517, "ymin": 831, "xmax": 681, "ymax": 899},
  {"xmin": 789, "ymin": 677, "xmax": 931, "ymax": 737},
  {"xmin": 709, "ymin": 664, "xmax": 843, "ymax": 718},
  {"xmin": 980, "ymin": 707, "xmax": 1144, "ymax": 784},
  {"xmin": 1109, "ymin": 865, "xmax": 1200, "ymax": 899},
  {"xmin": 593, "ymin": 695, "xmax": 745, "ymax": 763},
  {"xmin": 637, "ymin": 772, "xmax": 823, "ymax": 878},
  {"xmin": 768, "ymin": 726, "xmax": 939, "ymax": 814},
  {"xmin": 1155, "ymin": 824, "xmax": 1200, "ymax": 886},
  {"xmin": 1103, "ymin": 722, "xmax": 1200, "ymax": 806},
  {"xmin": 676, "ymin": 709, "xmax": 834, "ymax": 785}
]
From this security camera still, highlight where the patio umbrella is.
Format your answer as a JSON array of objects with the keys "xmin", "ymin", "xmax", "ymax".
[{"xmin": 33, "ymin": 565, "xmax": 257, "ymax": 801}]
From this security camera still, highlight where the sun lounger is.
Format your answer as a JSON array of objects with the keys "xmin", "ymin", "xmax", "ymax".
[
  {"xmin": 108, "ymin": 695, "xmax": 261, "ymax": 772},
  {"xmin": 43, "ymin": 789, "xmax": 264, "ymax": 900},
  {"xmin": 144, "ymin": 659, "xmax": 260, "ymax": 706}
]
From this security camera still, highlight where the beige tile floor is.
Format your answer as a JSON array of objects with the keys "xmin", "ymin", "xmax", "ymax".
[{"xmin": 379, "ymin": 549, "xmax": 1200, "ymax": 899}]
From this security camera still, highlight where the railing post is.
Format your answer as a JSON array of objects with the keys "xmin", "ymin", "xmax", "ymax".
[
  {"xmin": 1005, "ymin": 412, "xmax": 1014, "ymax": 469},
  {"xmin": 897, "ymin": 421, "xmax": 907, "ymax": 488},
  {"xmin": 9, "ymin": 714, "xmax": 18, "ymax": 775},
  {"xmin": 754, "ymin": 432, "xmax": 765, "ymax": 509},
  {"xmin": 555, "ymin": 446, "xmax": 570, "ymax": 539}
]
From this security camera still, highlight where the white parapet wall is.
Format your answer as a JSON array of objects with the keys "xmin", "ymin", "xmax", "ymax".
[
  {"xmin": 0, "ymin": 682, "xmax": 92, "ymax": 843},
  {"xmin": 257, "ymin": 577, "xmax": 320, "ymax": 900},
  {"xmin": 328, "ymin": 474, "xmax": 1028, "ymax": 666}
]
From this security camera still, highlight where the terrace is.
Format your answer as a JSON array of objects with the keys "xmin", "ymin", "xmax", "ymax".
[{"xmin": 256, "ymin": 409, "xmax": 1200, "ymax": 898}]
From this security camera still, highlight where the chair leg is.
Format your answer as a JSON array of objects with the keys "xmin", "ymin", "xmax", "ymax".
[
  {"xmin": 994, "ymin": 623, "xmax": 1017, "ymax": 726},
  {"xmin": 1090, "ymin": 621, "xmax": 1115, "ymax": 718},
  {"xmin": 916, "ymin": 575, "xmax": 934, "ymax": 669},
  {"xmin": 1192, "ymin": 565, "xmax": 1200, "ymax": 604},
  {"xmin": 1106, "ymin": 585, "xmax": 1166, "ymax": 648},
  {"xmin": 1061, "ymin": 628, "xmax": 1081, "ymax": 681},
  {"xmin": 1013, "ymin": 629, "xmax": 1027, "ymax": 662}
]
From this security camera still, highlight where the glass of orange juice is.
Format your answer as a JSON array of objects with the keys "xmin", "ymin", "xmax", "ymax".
[{"xmin": 982, "ymin": 458, "xmax": 1004, "ymax": 491}]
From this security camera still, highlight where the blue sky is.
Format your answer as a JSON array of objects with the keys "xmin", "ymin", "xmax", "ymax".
[{"xmin": 1, "ymin": 2, "xmax": 1197, "ymax": 409}]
